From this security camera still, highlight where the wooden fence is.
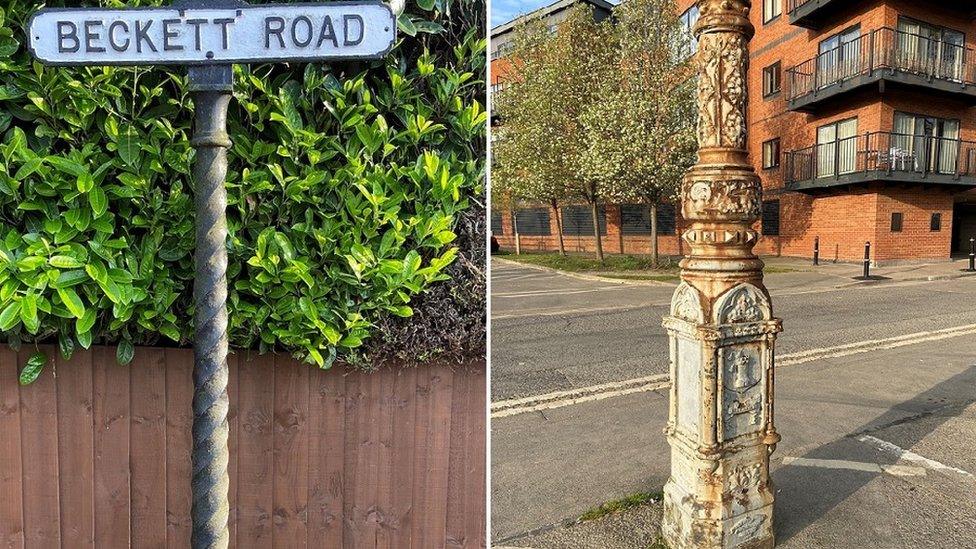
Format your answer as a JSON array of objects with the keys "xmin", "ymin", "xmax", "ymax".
[{"xmin": 0, "ymin": 346, "xmax": 486, "ymax": 548}]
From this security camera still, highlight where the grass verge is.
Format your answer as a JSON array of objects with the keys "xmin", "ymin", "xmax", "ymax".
[
  {"xmin": 500, "ymin": 253, "xmax": 680, "ymax": 274},
  {"xmin": 578, "ymin": 491, "xmax": 664, "ymax": 522}
]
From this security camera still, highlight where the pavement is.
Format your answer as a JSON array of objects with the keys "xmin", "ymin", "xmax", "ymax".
[{"xmin": 490, "ymin": 256, "xmax": 976, "ymax": 548}]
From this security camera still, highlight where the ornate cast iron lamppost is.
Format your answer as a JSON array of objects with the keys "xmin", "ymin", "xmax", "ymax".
[{"xmin": 661, "ymin": 1, "xmax": 782, "ymax": 548}]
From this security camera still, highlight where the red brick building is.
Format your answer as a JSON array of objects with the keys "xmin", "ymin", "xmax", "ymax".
[{"xmin": 491, "ymin": 0, "xmax": 976, "ymax": 262}]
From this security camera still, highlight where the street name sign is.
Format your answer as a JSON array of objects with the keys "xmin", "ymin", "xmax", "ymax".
[
  {"xmin": 25, "ymin": 1, "xmax": 398, "ymax": 546},
  {"xmin": 28, "ymin": 1, "xmax": 396, "ymax": 66}
]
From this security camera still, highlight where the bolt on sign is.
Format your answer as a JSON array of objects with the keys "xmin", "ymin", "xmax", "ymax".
[{"xmin": 26, "ymin": 1, "xmax": 395, "ymax": 547}]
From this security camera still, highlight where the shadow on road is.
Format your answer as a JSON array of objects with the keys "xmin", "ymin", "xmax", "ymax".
[{"xmin": 773, "ymin": 365, "xmax": 976, "ymax": 543}]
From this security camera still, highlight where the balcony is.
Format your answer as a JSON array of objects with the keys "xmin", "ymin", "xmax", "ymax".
[
  {"xmin": 787, "ymin": 27, "xmax": 976, "ymax": 111},
  {"xmin": 787, "ymin": 0, "xmax": 847, "ymax": 29},
  {"xmin": 788, "ymin": 1, "xmax": 976, "ymax": 29},
  {"xmin": 785, "ymin": 131, "xmax": 976, "ymax": 192}
]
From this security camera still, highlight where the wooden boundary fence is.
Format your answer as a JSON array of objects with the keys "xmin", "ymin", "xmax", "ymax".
[{"xmin": 0, "ymin": 346, "xmax": 486, "ymax": 548}]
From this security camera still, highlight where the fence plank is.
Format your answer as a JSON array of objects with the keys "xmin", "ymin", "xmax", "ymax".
[
  {"xmin": 56, "ymin": 348, "xmax": 95, "ymax": 548},
  {"xmin": 390, "ymin": 367, "xmax": 417, "ymax": 548},
  {"xmin": 93, "ymin": 347, "xmax": 130, "ymax": 547},
  {"xmin": 465, "ymin": 367, "xmax": 487, "ymax": 549},
  {"xmin": 165, "ymin": 349, "xmax": 193, "ymax": 548},
  {"xmin": 307, "ymin": 365, "xmax": 346, "ymax": 547},
  {"xmin": 19, "ymin": 348, "xmax": 61, "ymax": 548},
  {"xmin": 0, "ymin": 348, "xmax": 24, "ymax": 549},
  {"xmin": 236, "ymin": 353, "xmax": 274, "ymax": 545},
  {"xmin": 130, "ymin": 348, "xmax": 167, "ymax": 548},
  {"xmin": 227, "ymin": 352, "xmax": 240, "ymax": 548},
  {"xmin": 352, "ymin": 370, "xmax": 381, "ymax": 544},
  {"xmin": 272, "ymin": 358, "xmax": 310, "ymax": 545},
  {"xmin": 446, "ymin": 367, "xmax": 468, "ymax": 548},
  {"xmin": 409, "ymin": 367, "xmax": 433, "ymax": 547},
  {"xmin": 425, "ymin": 367, "xmax": 455, "ymax": 548},
  {"xmin": 342, "ymin": 372, "xmax": 364, "ymax": 547},
  {"xmin": 375, "ymin": 368, "xmax": 396, "ymax": 547}
]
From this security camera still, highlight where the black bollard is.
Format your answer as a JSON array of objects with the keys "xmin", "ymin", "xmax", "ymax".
[
  {"xmin": 863, "ymin": 241, "xmax": 871, "ymax": 278},
  {"xmin": 813, "ymin": 237, "xmax": 820, "ymax": 266},
  {"xmin": 969, "ymin": 238, "xmax": 975, "ymax": 272}
]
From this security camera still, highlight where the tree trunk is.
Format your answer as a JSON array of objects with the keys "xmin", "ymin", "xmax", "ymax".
[
  {"xmin": 650, "ymin": 202, "xmax": 659, "ymax": 268},
  {"xmin": 591, "ymin": 201, "xmax": 605, "ymax": 262},
  {"xmin": 512, "ymin": 207, "xmax": 521, "ymax": 255},
  {"xmin": 551, "ymin": 200, "xmax": 566, "ymax": 256}
]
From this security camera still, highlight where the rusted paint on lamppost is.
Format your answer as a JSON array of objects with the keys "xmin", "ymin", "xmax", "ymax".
[{"xmin": 661, "ymin": 1, "xmax": 782, "ymax": 548}]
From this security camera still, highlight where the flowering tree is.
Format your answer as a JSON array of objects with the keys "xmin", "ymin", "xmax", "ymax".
[
  {"xmin": 581, "ymin": 0, "xmax": 697, "ymax": 266},
  {"xmin": 495, "ymin": 7, "xmax": 615, "ymax": 260}
]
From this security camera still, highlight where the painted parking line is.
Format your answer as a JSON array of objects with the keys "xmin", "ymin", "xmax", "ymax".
[
  {"xmin": 858, "ymin": 435, "xmax": 975, "ymax": 479},
  {"xmin": 491, "ymin": 324, "xmax": 976, "ymax": 418}
]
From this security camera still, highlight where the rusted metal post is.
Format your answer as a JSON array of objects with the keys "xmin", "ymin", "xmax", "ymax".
[
  {"xmin": 661, "ymin": 1, "xmax": 782, "ymax": 548},
  {"xmin": 188, "ymin": 64, "xmax": 233, "ymax": 549}
]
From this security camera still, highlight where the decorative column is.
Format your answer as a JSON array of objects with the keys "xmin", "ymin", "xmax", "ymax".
[{"xmin": 661, "ymin": 1, "xmax": 782, "ymax": 548}]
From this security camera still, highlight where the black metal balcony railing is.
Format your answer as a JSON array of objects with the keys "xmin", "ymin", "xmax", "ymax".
[
  {"xmin": 787, "ymin": 27, "xmax": 976, "ymax": 104},
  {"xmin": 786, "ymin": 131, "xmax": 976, "ymax": 188}
]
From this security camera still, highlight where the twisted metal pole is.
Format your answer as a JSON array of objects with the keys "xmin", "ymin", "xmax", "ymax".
[{"xmin": 188, "ymin": 64, "xmax": 233, "ymax": 549}]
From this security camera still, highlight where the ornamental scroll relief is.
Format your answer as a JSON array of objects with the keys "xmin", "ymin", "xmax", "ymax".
[
  {"xmin": 697, "ymin": 32, "xmax": 748, "ymax": 150},
  {"xmin": 714, "ymin": 283, "xmax": 771, "ymax": 325},
  {"xmin": 681, "ymin": 179, "xmax": 762, "ymax": 221}
]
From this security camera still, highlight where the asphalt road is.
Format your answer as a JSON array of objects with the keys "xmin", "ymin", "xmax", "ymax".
[
  {"xmin": 490, "ymin": 259, "xmax": 976, "ymax": 546},
  {"xmin": 491, "ymin": 259, "xmax": 976, "ymax": 401}
]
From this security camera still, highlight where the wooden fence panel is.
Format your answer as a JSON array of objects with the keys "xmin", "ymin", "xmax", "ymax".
[{"xmin": 0, "ymin": 347, "xmax": 486, "ymax": 548}]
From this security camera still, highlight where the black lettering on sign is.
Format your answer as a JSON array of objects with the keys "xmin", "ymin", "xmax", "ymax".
[
  {"xmin": 108, "ymin": 20, "xmax": 130, "ymax": 52},
  {"xmin": 135, "ymin": 20, "xmax": 157, "ymax": 53},
  {"xmin": 213, "ymin": 18, "xmax": 234, "ymax": 50},
  {"xmin": 317, "ymin": 16, "xmax": 338, "ymax": 48},
  {"xmin": 162, "ymin": 19, "xmax": 183, "ymax": 51},
  {"xmin": 84, "ymin": 20, "xmax": 106, "ymax": 53},
  {"xmin": 343, "ymin": 14, "xmax": 364, "ymax": 47},
  {"xmin": 57, "ymin": 21, "xmax": 80, "ymax": 53},
  {"xmin": 265, "ymin": 17, "xmax": 285, "ymax": 48},
  {"xmin": 186, "ymin": 19, "xmax": 207, "ymax": 51},
  {"xmin": 291, "ymin": 16, "xmax": 313, "ymax": 47}
]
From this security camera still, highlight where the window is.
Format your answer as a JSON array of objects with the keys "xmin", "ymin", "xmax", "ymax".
[
  {"xmin": 763, "ymin": 62, "xmax": 782, "ymax": 97},
  {"xmin": 897, "ymin": 17, "xmax": 965, "ymax": 82},
  {"xmin": 891, "ymin": 212, "xmax": 904, "ymax": 232},
  {"xmin": 931, "ymin": 213, "xmax": 942, "ymax": 232},
  {"xmin": 893, "ymin": 112, "xmax": 961, "ymax": 175},
  {"xmin": 816, "ymin": 118, "xmax": 858, "ymax": 178},
  {"xmin": 491, "ymin": 211, "xmax": 504, "ymax": 235},
  {"xmin": 680, "ymin": 5, "xmax": 700, "ymax": 57},
  {"xmin": 762, "ymin": 201, "xmax": 781, "ymax": 236},
  {"xmin": 620, "ymin": 204, "xmax": 676, "ymax": 236},
  {"xmin": 514, "ymin": 208, "xmax": 551, "ymax": 236},
  {"xmin": 561, "ymin": 205, "xmax": 607, "ymax": 236},
  {"xmin": 762, "ymin": 139, "xmax": 781, "ymax": 169},
  {"xmin": 818, "ymin": 26, "xmax": 861, "ymax": 88},
  {"xmin": 763, "ymin": 0, "xmax": 781, "ymax": 24}
]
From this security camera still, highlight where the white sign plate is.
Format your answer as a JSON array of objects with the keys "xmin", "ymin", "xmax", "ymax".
[{"xmin": 28, "ymin": 2, "xmax": 396, "ymax": 66}]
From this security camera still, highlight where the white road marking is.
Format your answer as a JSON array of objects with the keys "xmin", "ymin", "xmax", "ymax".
[
  {"xmin": 492, "ymin": 286, "xmax": 632, "ymax": 299},
  {"xmin": 858, "ymin": 435, "xmax": 975, "ymax": 479},
  {"xmin": 491, "ymin": 324, "xmax": 976, "ymax": 418},
  {"xmin": 781, "ymin": 457, "xmax": 926, "ymax": 477},
  {"xmin": 493, "ymin": 303, "xmax": 664, "ymax": 320}
]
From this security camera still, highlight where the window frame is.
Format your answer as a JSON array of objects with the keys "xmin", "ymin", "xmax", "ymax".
[
  {"xmin": 763, "ymin": 61, "xmax": 782, "ymax": 98},
  {"xmin": 762, "ymin": 138, "xmax": 782, "ymax": 170},
  {"xmin": 930, "ymin": 212, "xmax": 942, "ymax": 232},
  {"xmin": 763, "ymin": 0, "xmax": 782, "ymax": 24},
  {"xmin": 891, "ymin": 212, "xmax": 904, "ymax": 232}
]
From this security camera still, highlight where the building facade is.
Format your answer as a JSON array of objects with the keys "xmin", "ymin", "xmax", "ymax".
[{"xmin": 491, "ymin": 0, "xmax": 976, "ymax": 262}]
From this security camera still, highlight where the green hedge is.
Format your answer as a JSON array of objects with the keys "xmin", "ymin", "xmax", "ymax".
[{"xmin": 0, "ymin": 0, "xmax": 486, "ymax": 376}]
